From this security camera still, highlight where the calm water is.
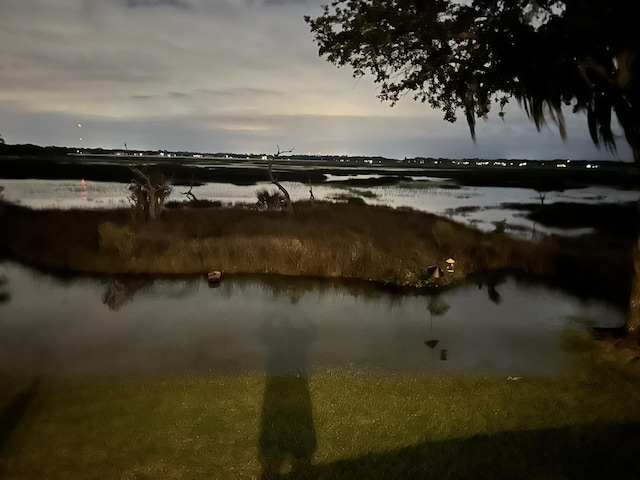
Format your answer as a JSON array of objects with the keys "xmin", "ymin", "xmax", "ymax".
[
  {"xmin": 0, "ymin": 262, "xmax": 624, "ymax": 379},
  {"xmin": 1, "ymin": 177, "xmax": 638, "ymax": 236}
]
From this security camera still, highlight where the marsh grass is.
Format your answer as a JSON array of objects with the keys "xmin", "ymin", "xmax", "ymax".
[
  {"xmin": 328, "ymin": 186, "xmax": 379, "ymax": 202},
  {"xmin": 0, "ymin": 200, "xmax": 632, "ymax": 300},
  {"xmin": 0, "ymin": 336, "xmax": 639, "ymax": 479}
]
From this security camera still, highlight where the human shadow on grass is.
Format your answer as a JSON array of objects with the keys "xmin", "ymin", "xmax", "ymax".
[
  {"xmin": 278, "ymin": 420, "xmax": 640, "ymax": 480},
  {"xmin": 0, "ymin": 378, "xmax": 40, "ymax": 454},
  {"xmin": 258, "ymin": 317, "xmax": 318, "ymax": 480}
]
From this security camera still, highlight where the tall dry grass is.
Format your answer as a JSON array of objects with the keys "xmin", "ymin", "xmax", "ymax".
[{"xmin": 0, "ymin": 200, "xmax": 631, "ymax": 300}]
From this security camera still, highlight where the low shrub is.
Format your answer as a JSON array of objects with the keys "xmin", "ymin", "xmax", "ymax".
[
  {"xmin": 98, "ymin": 221, "xmax": 138, "ymax": 259},
  {"xmin": 256, "ymin": 189, "xmax": 285, "ymax": 211}
]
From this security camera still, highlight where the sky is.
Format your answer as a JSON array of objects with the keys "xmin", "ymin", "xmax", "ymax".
[{"xmin": 0, "ymin": 0, "xmax": 634, "ymax": 161}]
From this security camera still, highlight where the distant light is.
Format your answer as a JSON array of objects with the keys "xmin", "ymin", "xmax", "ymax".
[{"xmin": 77, "ymin": 123, "xmax": 82, "ymax": 128}]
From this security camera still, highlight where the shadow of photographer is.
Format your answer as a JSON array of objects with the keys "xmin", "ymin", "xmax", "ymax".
[{"xmin": 257, "ymin": 317, "xmax": 317, "ymax": 480}]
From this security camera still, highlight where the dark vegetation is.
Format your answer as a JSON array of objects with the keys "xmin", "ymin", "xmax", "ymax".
[{"xmin": 505, "ymin": 201, "xmax": 640, "ymax": 239}]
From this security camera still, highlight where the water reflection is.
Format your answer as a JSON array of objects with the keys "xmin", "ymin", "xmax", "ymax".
[
  {"xmin": 0, "ymin": 261, "xmax": 626, "ymax": 378},
  {"xmin": 425, "ymin": 295, "xmax": 450, "ymax": 362},
  {"xmin": 101, "ymin": 278, "xmax": 152, "ymax": 311},
  {"xmin": 476, "ymin": 273, "xmax": 509, "ymax": 305},
  {"xmin": 258, "ymin": 318, "xmax": 317, "ymax": 478}
]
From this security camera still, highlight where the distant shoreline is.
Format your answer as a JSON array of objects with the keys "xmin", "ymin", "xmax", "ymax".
[{"xmin": 2, "ymin": 145, "xmax": 640, "ymax": 190}]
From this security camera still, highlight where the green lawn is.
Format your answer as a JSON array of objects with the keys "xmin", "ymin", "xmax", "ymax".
[{"xmin": 1, "ymin": 334, "xmax": 639, "ymax": 479}]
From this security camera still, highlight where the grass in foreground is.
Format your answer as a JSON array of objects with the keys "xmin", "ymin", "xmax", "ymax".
[{"xmin": 1, "ymin": 334, "xmax": 639, "ymax": 479}]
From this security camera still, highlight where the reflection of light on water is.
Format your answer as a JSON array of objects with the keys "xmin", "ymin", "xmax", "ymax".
[{"xmin": 1, "ymin": 179, "xmax": 130, "ymax": 210}]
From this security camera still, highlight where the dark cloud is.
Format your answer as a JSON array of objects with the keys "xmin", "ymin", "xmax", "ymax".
[
  {"xmin": 132, "ymin": 94, "xmax": 157, "ymax": 100},
  {"xmin": 262, "ymin": 0, "xmax": 319, "ymax": 4},
  {"xmin": 243, "ymin": 0, "xmax": 323, "ymax": 8},
  {"xmin": 126, "ymin": 0, "xmax": 191, "ymax": 8},
  {"xmin": 198, "ymin": 87, "xmax": 286, "ymax": 98}
]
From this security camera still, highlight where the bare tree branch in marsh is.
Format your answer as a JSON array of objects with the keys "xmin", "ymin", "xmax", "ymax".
[
  {"xmin": 267, "ymin": 146, "xmax": 294, "ymax": 215},
  {"xmin": 308, "ymin": 176, "xmax": 315, "ymax": 201},
  {"xmin": 182, "ymin": 175, "xmax": 198, "ymax": 202}
]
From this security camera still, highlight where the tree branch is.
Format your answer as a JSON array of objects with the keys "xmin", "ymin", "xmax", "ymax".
[{"xmin": 267, "ymin": 146, "xmax": 294, "ymax": 214}]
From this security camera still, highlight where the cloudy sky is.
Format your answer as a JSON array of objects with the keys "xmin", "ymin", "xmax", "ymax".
[{"xmin": 0, "ymin": 0, "xmax": 633, "ymax": 160}]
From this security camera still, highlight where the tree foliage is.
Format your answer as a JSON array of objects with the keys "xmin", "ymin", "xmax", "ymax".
[{"xmin": 305, "ymin": 0, "xmax": 640, "ymax": 161}]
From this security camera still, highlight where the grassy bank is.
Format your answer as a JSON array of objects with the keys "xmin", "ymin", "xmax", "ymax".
[
  {"xmin": 1, "ymin": 334, "xmax": 639, "ymax": 479},
  {"xmin": 0, "ymin": 200, "xmax": 633, "ymax": 301},
  {"xmin": 0, "ymin": 199, "xmax": 633, "ymax": 302}
]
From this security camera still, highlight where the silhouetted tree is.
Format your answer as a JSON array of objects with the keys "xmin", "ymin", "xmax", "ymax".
[
  {"xmin": 307, "ymin": 0, "xmax": 640, "ymax": 342},
  {"xmin": 306, "ymin": 0, "xmax": 640, "ymax": 161},
  {"xmin": 129, "ymin": 166, "xmax": 172, "ymax": 221}
]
